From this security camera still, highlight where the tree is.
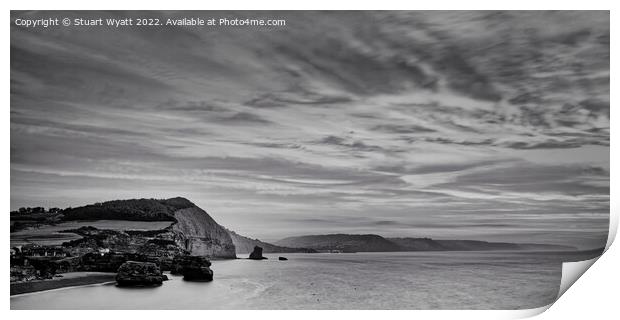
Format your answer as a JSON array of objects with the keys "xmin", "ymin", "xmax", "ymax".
[{"xmin": 32, "ymin": 207, "xmax": 45, "ymax": 214}]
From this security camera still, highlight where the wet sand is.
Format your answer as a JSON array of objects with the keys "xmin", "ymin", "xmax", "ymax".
[{"xmin": 11, "ymin": 272, "xmax": 116, "ymax": 296}]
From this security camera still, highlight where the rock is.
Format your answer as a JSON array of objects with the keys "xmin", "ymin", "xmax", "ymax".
[
  {"xmin": 116, "ymin": 261, "xmax": 164, "ymax": 286},
  {"xmin": 278, "ymin": 256, "xmax": 288, "ymax": 261},
  {"xmin": 249, "ymin": 246, "xmax": 267, "ymax": 260},
  {"xmin": 183, "ymin": 265, "xmax": 213, "ymax": 281},
  {"xmin": 170, "ymin": 255, "xmax": 213, "ymax": 281},
  {"xmin": 170, "ymin": 255, "xmax": 211, "ymax": 274},
  {"xmin": 170, "ymin": 256, "xmax": 185, "ymax": 275}
]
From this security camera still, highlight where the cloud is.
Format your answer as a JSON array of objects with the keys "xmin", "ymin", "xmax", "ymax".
[
  {"xmin": 371, "ymin": 124, "xmax": 437, "ymax": 134},
  {"xmin": 156, "ymin": 100, "xmax": 228, "ymax": 112},
  {"xmin": 317, "ymin": 135, "xmax": 385, "ymax": 153},
  {"xmin": 245, "ymin": 91, "xmax": 353, "ymax": 108},
  {"xmin": 10, "ymin": 11, "xmax": 609, "ymax": 249},
  {"xmin": 219, "ymin": 112, "xmax": 273, "ymax": 125},
  {"xmin": 502, "ymin": 139, "xmax": 608, "ymax": 150}
]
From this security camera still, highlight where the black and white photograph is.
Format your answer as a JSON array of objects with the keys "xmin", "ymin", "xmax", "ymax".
[{"xmin": 9, "ymin": 10, "xmax": 610, "ymax": 310}]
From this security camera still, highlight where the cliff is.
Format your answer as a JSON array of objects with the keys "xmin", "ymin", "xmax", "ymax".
[
  {"xmin": 226, "ymin": 229, "xmax": 316, "ymax": 254},
  {"xmin": 59, "ymin": 197, "xmax": 236, "ymax": 259},
  {"xmin": 172, "ymin": 206, "xmax": 236, "ymax": 258}
]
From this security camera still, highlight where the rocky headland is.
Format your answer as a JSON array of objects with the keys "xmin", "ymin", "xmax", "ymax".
[
  {"xmin": 11, "ymin": 198, "xmax": 242, "ymax": 286},
  {"xmin": 11, "ymin": 197, "xmax": 309, "ymax": 290},
  {"xmin": 62, "ymin": 197, "xmax": 236, "ymax": 258}
]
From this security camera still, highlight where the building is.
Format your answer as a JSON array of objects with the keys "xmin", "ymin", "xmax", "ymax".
[{"xmin": 20, "ymin": 245, "xmax": 68, "ymax": 258}]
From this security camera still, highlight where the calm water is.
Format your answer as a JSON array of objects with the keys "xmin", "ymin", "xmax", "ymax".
[{"xmin": 11, "ymin": 251, "xmax": 599, "ymax": 310}]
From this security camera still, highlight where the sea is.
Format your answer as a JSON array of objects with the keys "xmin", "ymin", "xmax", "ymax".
[{"xmin": 10, "ymin": 250, "xmax": 600, "ymax": 310}]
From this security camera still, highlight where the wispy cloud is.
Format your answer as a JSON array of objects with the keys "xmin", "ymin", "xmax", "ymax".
[{"xmin": 10, "ymin": 11, "xmax": 609, "ymax": 249}]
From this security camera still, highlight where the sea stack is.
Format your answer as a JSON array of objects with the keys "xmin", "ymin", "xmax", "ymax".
[
  {"xmin": 170, "ymin": 255, "xmax": 214, "ymax": 281},
  {"xmin": 249, "ymin": 246, "xmax": 267, "ymax": 260}
]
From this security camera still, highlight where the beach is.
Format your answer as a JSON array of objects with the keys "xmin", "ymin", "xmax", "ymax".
[{"xmin": 10, "ymin": 272, "xmax": 116, "ymax": 296}]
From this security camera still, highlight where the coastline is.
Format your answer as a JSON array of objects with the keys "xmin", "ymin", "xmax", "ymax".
[
  {"xmin": 11, "ymin": 272, "xmax": 116, "ymax": 296},
  {"xmin": 11, "ymin": 251, "xmax": 578, "ymax": 309}
]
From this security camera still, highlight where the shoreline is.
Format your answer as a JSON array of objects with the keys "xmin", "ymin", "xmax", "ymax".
[
  {"xmin": 11, "ymin": 248, "xmax": 602, "ymax": 297},
  {"xmin": 11, "ymin": 272, "xmax": 116, "ymax": 296}
]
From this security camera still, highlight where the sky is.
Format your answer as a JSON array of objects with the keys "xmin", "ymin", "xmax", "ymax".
[{"xmin": 10, "ymin": 11, "xmax": 609, "ymax": 248}]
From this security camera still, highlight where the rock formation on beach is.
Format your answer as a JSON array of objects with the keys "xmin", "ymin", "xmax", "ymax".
[
  {"xmin": 170, "ymin": 255, "xmax": 214, "ymax": 281},
  {"xmin": 180, "ymin": 259, "xmax": 214, "ymax": 281},
  {"xmin": 249, "ymin": 246, "xmax": 267, "ymax": 260},
  {"xmin": 116, "ymin": 261, "xmax": 165, "ymax": 286},
  {"xmin": 60, "ymin": 226, "xmax": 187, "ymax": 271}
]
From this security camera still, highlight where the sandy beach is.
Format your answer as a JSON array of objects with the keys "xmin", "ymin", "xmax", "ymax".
[{"xmin": 11, "ymin": 272, "xmax": 116, "ymax": 296}]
